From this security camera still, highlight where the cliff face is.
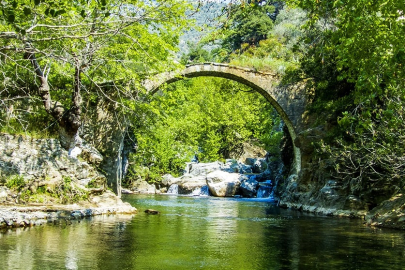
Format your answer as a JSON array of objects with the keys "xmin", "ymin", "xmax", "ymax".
[
  {"xmin": 80, "ymin": 99, "xmax": 137, "ymax": 194},
  {"xmin": 0, "ymin": 133, "xmax": 106, "ymax": 204},
  {"xmin": 80, "ymin": 100, "xmax": 126, "ymax": 193}
]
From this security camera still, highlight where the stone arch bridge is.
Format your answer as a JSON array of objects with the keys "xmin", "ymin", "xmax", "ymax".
[{"xmin": 143, "ymin": 63, "xmax": 308, "ymax": 174}]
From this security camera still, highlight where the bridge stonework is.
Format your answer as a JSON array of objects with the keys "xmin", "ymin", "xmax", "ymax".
[{"xmin": 143, "ymin": 63, "xmax": 308, "ymax": 174}]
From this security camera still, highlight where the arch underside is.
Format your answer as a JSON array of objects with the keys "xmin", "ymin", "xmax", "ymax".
[{"xmin": 148, "ymin": 69, "xmax": 301, "ymax": 174}]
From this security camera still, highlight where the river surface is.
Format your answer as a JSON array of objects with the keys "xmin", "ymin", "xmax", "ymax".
[{"xmin": 1, "ymin": 194, "xmax": 405, "ymax": 269}]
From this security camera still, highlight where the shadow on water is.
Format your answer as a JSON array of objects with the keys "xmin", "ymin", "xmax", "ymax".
[{"xmin": 1, "ymin": 194, "xmax": 405, "ymax": 270}]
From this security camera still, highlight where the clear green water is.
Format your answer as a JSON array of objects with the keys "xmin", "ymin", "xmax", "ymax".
[{"xmin": 1, "ymin": 194, "xmax": 405, "ymax": 270}]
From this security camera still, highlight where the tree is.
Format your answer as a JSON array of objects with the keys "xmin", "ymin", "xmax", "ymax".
[
  {"xmin": 288, "ymin": 0, "xmax": 404, "ymax": 103},
  {"xmin": 127, "ymin": 77, "xmax": 282, "ymax": 182},
  {"xmin": 180, "ymin": 42, "xmax": 212, "ymax": 64},
  {"xmin": 222, "ymin": 2, "xmax": 275, "ymax": 52},
  {"xmin": 288, "ymin": 0, "xmax": 405, "ymax": 203},
  {"xmin": 0, "ymin": 0, "xmax": 190, "ymax": 153},
  {"xmin": 226, "ymin": 7, "xmax": 308, "ymax": 73}
]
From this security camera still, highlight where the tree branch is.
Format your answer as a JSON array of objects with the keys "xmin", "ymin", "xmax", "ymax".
[{"xmin": 23, "ymin": 47, "xmax": 66, "ymax": 124}]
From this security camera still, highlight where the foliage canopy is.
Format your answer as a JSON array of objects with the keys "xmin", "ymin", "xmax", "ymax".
[
  {"xmin": 126, "ymin": 77, "xmax": 282, "ymax": 183},
  {"xmin": 0, "ymin": 0, "xmax": 190, "ymax": 143},
  {"xmin": 286, "ymin": 0, "xmax": 405, "ymax": 199}
]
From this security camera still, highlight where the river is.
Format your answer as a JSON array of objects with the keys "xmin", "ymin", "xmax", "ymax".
[{"xmin": 1, "ymin": 194, "xmax": 404, "ymax": 269}]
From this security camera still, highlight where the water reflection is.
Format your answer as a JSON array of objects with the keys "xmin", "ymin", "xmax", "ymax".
[
  {"xmin": 0, "ymin": 215, "xmax": 135, "ymax": 270},
  {"xmin": 0, "ymin": 195, "xmax": 405, "ymax": 270}
]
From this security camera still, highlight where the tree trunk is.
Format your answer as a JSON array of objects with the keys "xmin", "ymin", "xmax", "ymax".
[{"xmin": 24, "ymin": 50, "xmax": 83, "ymax": 155}]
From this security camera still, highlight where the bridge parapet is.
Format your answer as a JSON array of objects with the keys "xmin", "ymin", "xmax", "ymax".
[{"xmin": 143, "ymin": 63, "xmax": 277, "ymax": 92}]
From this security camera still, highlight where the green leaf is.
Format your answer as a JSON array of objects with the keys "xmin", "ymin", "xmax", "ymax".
[
  {"xmin": 56, "ymin": 9, "xmax": 66, "ymax": 16},
  {"xmin": 34, "ymin": 0, "xmax": 41, "ymax": 6},
  {"xmin": 23, "ymin": 7, "xmax": 32, "ymax": 16},
  {"xmin": 7, "ymin": 13, "xmax": 15, "ymax": 23}
]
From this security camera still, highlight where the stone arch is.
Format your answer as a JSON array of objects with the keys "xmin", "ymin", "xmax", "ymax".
[{"xmin": 143, "ymin": 63, "xmax": 306, "ymax": 174}]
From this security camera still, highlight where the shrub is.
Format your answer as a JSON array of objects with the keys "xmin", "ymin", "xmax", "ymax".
[{"xmin": 5, "ymin": 175, "xmax": 26, "ymax": 191}]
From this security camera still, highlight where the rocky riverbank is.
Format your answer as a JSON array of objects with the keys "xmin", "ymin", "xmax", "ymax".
[
  {"xmin": 2, "ymin": 132, "xmax": 404, "ymax": 230},
  {"xmin": 0, "ymin": 191, "xmax": 136, "ymax": 229},
  {"xmin": 0, "ymin": 133, "xmax": 137, "ymax": 229}
]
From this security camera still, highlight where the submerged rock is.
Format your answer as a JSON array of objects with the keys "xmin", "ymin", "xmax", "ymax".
[{"xmin": 144, "ymin": 209, "xmax": 160, "ymax": 214}]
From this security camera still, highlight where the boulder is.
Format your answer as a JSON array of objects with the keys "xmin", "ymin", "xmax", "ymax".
[
  {"xmin": 231, "ymin": 162, "xmax": 252, "ymax": 174},
  {"xmin": 130, "ymin": 180, "xmax": 156, "ymax": 194},
  {"xmin": 0, "ymin": 187, "xmax": 9, "ymax": 203},
  {"xmin": 232, "ymin": 141, "xmax": 267, "ymax": 163},
  {"xmin": 252, "ymin": 158, "xmax": 268, "ymax": 173},
  {"xmin": 80, "ymin": 141, "xmax": 103, "ymax": 165},
  {"xmin": 185, "ymin": 162, "xmax": 222, "ymax": 176},
  {"xmin": 222, "ymin": 159, "xmax": 252, "ymax": 174},
  {"xmin": 206, "ymin": 171, "xmax": 242, "ymax": 197},
  {"xmin": 238, "ymin": 163, "xmax": 253, "ymax": 174},
  {"xmin": 221, "ymin": 159, "xmax": 238, "ymax": 173},
  {"xmin": 178, "ymin": 175, "xmax": 207, "ymax": 194},
  {"xmin": 365, "ymin": 193, "xmax": 405, "ymax": 229},
  {"xmin": 121, "ymin": 188, "xmax": 134, "ymax": 194},
  {"xmin": 245, "ymin": 158, "xmax": 256, "ymax": 166},
  {"xmin": 161, "ymin": 174, "xmax": 181, "ymax": 187},
  {"xmin": 239, "ymin": 176, "xmax": 258, "ymax": 198}
]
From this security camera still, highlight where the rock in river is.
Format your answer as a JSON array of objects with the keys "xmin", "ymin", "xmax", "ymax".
[
  {"xmin": 144, "ymin": 209, "xmax": 160, "ymax": 215},
  {"xmin": 206, "ymin": 171, "xmax": 242, "ymax": 197},
  {"xmin": 239, "ymin": 176, "xmax": 259, "ymax": 198}
]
